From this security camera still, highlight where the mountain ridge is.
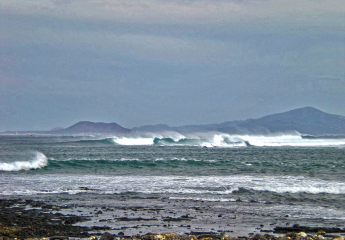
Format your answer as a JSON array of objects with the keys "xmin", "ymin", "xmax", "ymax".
[
  {"xmin": 227, "ymin": 106, "xmax": 345, "ymax": 135},
  {"xmin": 51, "ymin": 121, "xmax": 131, "ymax": 134},
  {"xmin": 133, "ymin": 107, "xmax": 345, "ymax": 135},
  {"xmin": 2, "ymin": 107, "xmax": 345, "ymax": 135}
]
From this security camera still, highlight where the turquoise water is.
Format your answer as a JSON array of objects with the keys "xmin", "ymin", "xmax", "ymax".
[{"xmin": 1, "ymin": 134, "xmax": 345, "ymax": 221}]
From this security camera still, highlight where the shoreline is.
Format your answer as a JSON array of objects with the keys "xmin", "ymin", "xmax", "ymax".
[{"xmin": 1, "ymin": 196, "xmax": 344, "ymax": 240}]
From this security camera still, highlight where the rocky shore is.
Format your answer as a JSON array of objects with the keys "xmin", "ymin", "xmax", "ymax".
[
  {"xmin": 1, "ymin": 230, "xmax": 345, "ymax": 240},
  {"xmin": 1, "ymin": 198, "xmax": 344, "ymax": 240}
]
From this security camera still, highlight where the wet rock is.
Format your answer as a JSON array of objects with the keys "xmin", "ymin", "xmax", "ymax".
[
  {"xmin": 277, "ymin": 237, "xmax": 290, "ymax": 240},
  {"xmin": 316, "ymin": 231, "xmax": 326, "ymax": 237},
  {"xmin": 163, "ymin": 216, "xmax": 193, "ymax": 222},
  {"xmin": 196, "ymin": 234, "xmax": 220, "ymax": 240},
  {"xmin": 165, "ymin": 232, "xmax": 181, "ymax": 240},
  {"xmin": 274, "ymin": 225, "xmax": 343, "ymax": 234},
  {"xmin": 220, "ymin": 234, "xmax": 231, "ymax": 240},
  {"xmin": 49, "ymin": 236, "xmax": 69, "ymax": 240},
  {"xmin": 252, "ymin": 234, "xmax": 267, "ymax": 240},
  {"xmin": 286, "ymin": 232, "xmax": 298, "ymax": 239},
  {"xmin": 88, "ymin": 236, "xmax": 98, "ymax": 240},
  {"xmin": 188, "ymin": 235, "xmax": 198, "ymax": 240},
  {"xmin": 115, "ymin": 217, "xmax": 157, "ymax": 221},
  {"xmin": 100, "ymin": 232, "xmax": 115, "ymax": 240},
  {"xmin": 141, "ymin": 233, "xmax": 156, "ymax": 240},
  {"xmin": 296, "ymin": 232, "xmax": 307, "ymax": 239},
  {"xmin": 180, "ymin": 235, "xmax": 191, "ymax": 240},
  {"xmin": 154, "ymin": 233, "xmax": 167, "ymax": 240}
]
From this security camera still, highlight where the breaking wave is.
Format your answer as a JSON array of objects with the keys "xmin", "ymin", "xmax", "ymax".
[
  {"xmin": 78, "ymin": 133, "xmax": 345, "ymax": 147},
  {"xmin": 0, "ymin": 152, "xmax": 48, "ymax": 171}
]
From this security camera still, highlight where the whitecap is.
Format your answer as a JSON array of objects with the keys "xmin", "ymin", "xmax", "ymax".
[{"xmin": 0, "ymin": 152, "xmax": 48, "ymax": 171}]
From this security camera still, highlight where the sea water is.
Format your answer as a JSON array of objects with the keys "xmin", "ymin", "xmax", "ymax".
[{"xmin": 1, "ymin": 133, "xmax": 345, "ymax": 224}]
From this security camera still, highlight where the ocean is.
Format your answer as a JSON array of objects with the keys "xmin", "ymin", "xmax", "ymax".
[{"xmin": 1, "ymin": 132, "xmax": 345, "ymax": 235}]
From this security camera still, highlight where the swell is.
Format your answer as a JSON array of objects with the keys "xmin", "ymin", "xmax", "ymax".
[
  {"xmin": 46, "ymin": 158, "xmax": 221, "ymax": 170},
  {"xmin": 42, "ymin": 156, "xmax": 344, "ymax": 181},
  {"xmin": 69, "ymin": 138, "xmax": 115, "ymax": 144}
]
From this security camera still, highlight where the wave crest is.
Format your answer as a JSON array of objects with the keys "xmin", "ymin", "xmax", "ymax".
[
  {"xmin": 62, "ymin": 132, "xmax": 345, "ymax": 147},
  {"xmin": 0, "ymin": 152, "xmax": 48, "ymax": 171}
]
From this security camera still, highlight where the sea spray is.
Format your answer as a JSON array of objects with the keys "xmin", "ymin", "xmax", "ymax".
[
  {"xmin": 0, "ymin": 152, "xmax": 48, "ymax": 171},
  {"xmin": 40, "ymin": 131, "xmax": 345, "ymax": 147},
  {"xmin": 112, "ymin": 137, "xmax": 154, "ymax": 145},
  {"xmin": 88, "ymin": 132, "xmax": 345, "ymax": 147}
]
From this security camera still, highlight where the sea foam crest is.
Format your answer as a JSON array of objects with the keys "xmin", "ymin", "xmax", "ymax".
[
  {"xmin": 106, "ymin": 132, "xmax": 345, "ymax": 147},
  {"xmin": 109, "ymin": 133, "xmax": 248, "ymax": 147},
  {"xmin": 234, "ymin": 134, "xmax": 345, "ymax": 147},
  {"xmin": 0, "ymin": 152, "xmax": 48, "ymax": 171},
  {"xmin": 112, "ymin": 137, "xmax": 154, "ymax": 145}
]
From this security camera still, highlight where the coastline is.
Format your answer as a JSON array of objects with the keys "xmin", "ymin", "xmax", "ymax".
[{"xmin": 1, "ymin": 196, "xmax": 344, "ymax": 240}]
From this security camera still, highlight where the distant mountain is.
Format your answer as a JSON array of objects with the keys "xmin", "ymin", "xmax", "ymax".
[
  {"xmin": 52, "ymin": 121, "xmax": 131, "ymax": 134},
  {"xmin": 133, "ymin": 107, "xmax": 345, "ymax": 135},
  {"xmin": 132, "ymin": 121, "xmax": 243, "ymax": 132},
  {"xmin": 2, "ymin": 107, "xmax": 345, "ymax": 136},
  {"xmin": 217, "ymin": 107, "xmax": 345, "ymax": 135},
  {"xmin": 50, "ymin": 127, "xmax": 64, "ymax": 131},
  {"xmin": 132, "ymin": 124, "xmax": 174, "ymax": 132}
]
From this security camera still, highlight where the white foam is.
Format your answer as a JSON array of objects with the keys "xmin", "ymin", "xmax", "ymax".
[
  {"xmin": 106, "ymin": 132, "xmax": 345, "ymax": 147},
  {"xmin": 234, "ymin": 134, "xmax": 345, "ymax": 147},
  {"xmin": 1, "ymin": 174, "xmax": 344, "ymax": 196},
  {"xmin": 112, "ymin": 137, "xmax": 154, "ymax": 145},
  {"xmin": 0, "ymin": 152, "xmax": 48, "ymax": 171}
]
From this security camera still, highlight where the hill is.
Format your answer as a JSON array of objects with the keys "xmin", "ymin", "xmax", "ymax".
[
  {"xmin": 133, "ymin": 107, "xmax": 345, "ymax": 135},
  {"xmin": 2, "ymin": 107, "xmax": 345, "ymax": 135},
  {"xmin": 51, "ymin": 121, "xmax": 131, "ymax": 134},
  {"xmin": 219, "ymin": 107, "xmax": 345, "ymax": 135}
]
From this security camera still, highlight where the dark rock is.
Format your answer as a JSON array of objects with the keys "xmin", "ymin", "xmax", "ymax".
[
  {"xmin": 100, "ymin": 232, "xmax": 115, "ymax": 240},
  {"xmin": 115, "ymin": 217, "xmax": 157, "ymax": 221},
  {"xmin": 141, "ymin": 233, "xmax": 156, "ymax": 240},
  {"xmin": 0, "ymin": 199, "xmax": 91, "ymax": 238},
  {"xmin": 49, "ymin": 236, "xmax": 69, "ymax": 240},
  {"xmin": 274, "ymin": 225, "xmax": 344, "ymax": 233},
  {"xmin": 252, "ymin": 234, "xmax": 267, "ymax": 240}
]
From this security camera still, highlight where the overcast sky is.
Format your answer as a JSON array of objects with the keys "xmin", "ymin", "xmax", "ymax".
[{"xmin": 1, "ymin": 0, "xmax": 344, "ymax": 131}]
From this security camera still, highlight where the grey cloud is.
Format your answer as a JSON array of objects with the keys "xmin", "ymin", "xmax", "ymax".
[
  {"xmin": 3, "ymin": 0, "xmax": 345, "ymax": 28},
  {"xmin": 1, "ymin": 0, "xmax": 344, "ymax": 131}
]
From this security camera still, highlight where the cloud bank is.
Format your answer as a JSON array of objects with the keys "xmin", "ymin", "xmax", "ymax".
[{"xmin": 0, "ymin": 0, "xmax": 344, "ymax": 131}]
